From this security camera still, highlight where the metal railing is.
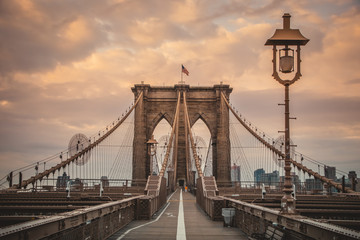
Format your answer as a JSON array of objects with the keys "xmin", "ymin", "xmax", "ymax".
[
  {"xmin": 216, "ymin": 180, "xmax": 351, "ymax": 195},
  {"xmin": 0, "ymin": 196, "xmax": 142, "ymax": 240},
  {"xmin": 196, "ymin": 176, "xmax": 360, "ymax": 240}
]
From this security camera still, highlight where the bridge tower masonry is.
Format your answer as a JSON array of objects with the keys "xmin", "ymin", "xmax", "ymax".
[{"xmin": 132, "ymin": 83, "xmax": 232, "ymax": 185}]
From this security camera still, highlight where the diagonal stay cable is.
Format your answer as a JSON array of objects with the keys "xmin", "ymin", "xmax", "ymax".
[
  {"xmin": 221, "ymin": 91, "xmax": 354, "ymax": 193},
  {"xmin": 12, "ymin": 91, "xmax": 144, "ymax": 189},
  {"xmin": 183, "ymin": 91, "xmax": 203, "ymax": 177},
  {"xmin": 159, "ymin": 91, "xmax": 181, "ymax": 177}
]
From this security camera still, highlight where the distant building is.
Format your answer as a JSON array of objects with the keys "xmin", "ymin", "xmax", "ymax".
[
  {"xmin": 324, "ymin": 166, "xmax": 336, "ymax": 180},
  {"xmin": 261, "ymin": 170, "xmax": 279, "ymax": 187},
  {"xmin": 56, "ymin": 172, "xmax": 70, "ymax": 189},
  {"xmin": 279, "ymin": 173, "xmax": 300, "ymax": 190},
  {"xmin": 290, "ymin": 172, "xmax": 301, "ymax": 191},
  {"xmin": 348, "ymin": 171, "xmax": 358, "ymax": 192},
  {"xmin": 254, "ymin": 168, "xmax": 265, "ymax": 184},
  {"xmin": 348, "ymin": 171, "xmax": 357, "ymax": 180},
  {"xmin": 290, "ymin": 172, "xmax": 300, "ymax": 182},
  {"xmin": 305, "ymin": 178, "xmax": 323, "ymax": 192},
  {"xmin": 231, "ymin": 164, "xmax": 241, "ymax": 183}
]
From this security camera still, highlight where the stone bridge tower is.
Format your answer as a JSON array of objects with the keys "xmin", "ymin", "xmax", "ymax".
[{"xmin": 132, "ymin": 83, "xmax": 232, "ymax": 185}]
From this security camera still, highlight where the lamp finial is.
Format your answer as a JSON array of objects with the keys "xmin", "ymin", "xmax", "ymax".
[{"xmin": 283, "ymin": 13, "xmax": 291, "ymax": 30}]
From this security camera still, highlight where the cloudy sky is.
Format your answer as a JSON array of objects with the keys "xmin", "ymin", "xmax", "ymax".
[{"xmin": 0, "ymin": 0, "xmax": 359, "ymax": 180}]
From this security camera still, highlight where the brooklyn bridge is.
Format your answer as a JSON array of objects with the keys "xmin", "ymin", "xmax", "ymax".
[{"xmin": 0, "ymin": 82, "xmax": 359, "ymax": 240}]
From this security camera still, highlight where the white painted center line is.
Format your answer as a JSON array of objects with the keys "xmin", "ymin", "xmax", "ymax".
[{"xmin": 176, "ymin": 189, "xmax": 186, "ymax": 240}]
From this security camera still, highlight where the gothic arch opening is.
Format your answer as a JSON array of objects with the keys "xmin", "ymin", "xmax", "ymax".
[
  {"xmin": 191, "ymin": 119, "xmax": 212, "ymax": 177},
  {"xmin": 152, "ymin": 118, "xmax": 172, "ymax": 176}
]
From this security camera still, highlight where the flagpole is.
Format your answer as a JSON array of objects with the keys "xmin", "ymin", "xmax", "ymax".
[
  {"xmin": 181, "ymin": 65, "xmax": 183, "ymax": 84},
  {"xmin": 181, "ymin": 64, "xmax": 189, "ymax": 84}
]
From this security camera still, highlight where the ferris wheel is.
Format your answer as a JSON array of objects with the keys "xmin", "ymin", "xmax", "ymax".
[
  {"xmin": 68, "ymin": 133, "xmax": 91, "ymax": 166},
  {"xmin": 272, "ymin": 135, "xmax": 295, "ymax": 167}
]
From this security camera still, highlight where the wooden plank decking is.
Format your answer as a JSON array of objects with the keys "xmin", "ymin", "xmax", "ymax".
[{"xmin": 109, "ymin": 189, "xmax": 248, "ymax": 240}]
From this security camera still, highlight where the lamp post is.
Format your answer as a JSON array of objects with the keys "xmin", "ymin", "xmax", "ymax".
[
  {"xmin": 147, "ymin": 135, "xmax": 158, "ymax": 176},
  {"xmin": 265, "ymin": 13, "xmax": 309, "ymax": 214}
]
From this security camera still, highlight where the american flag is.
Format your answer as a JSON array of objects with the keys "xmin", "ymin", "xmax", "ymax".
[{"xmin": 182, "ymin": 65, "xmax": 189, "ymax": 76}]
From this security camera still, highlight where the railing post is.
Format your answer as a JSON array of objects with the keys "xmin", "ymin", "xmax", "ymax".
[
  {"xmin": 18, "ymin": 172, "xmax": 22, "ymax": 189},
  {"xmin": 8, "ymin": 171, "xmax": 13, "ymax": 188}
]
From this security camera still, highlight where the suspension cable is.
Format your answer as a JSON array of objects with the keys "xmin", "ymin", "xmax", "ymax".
[
  {"xmin": 183, "ymin": 91, "xmax": 203, "ymax": 177},
  {"xmin": 221, "ymin": 92, "xmax": 355, "ymax": 193},
  {"xmin": 159, "ymin": 91, "xmax": 181, "ymax": 177},
  {"xmin": 11, "ymin": 91, "xmax": 144, "ymax": 189}
]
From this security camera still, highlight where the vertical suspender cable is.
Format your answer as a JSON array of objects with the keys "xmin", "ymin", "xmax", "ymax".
[
  {"xmin": 183, "ymin": 91, "xmax": 203, "ymax": 177},
  {"xmin": 173, "ymin": 91, "xmax": 180, "ymax": 185},
  {"xmin": 185, "ymin": 100, "xmax": 190, "ymax": 183},
  {"xmin": 222, "ymin": 92, "xmax": 355, "ymax": 193},
  {"xmin": 11, "ymin": 91, "xmax": 144, "ymax": 190},
  {"xmin": 159, "ymin": 91, "xmax": 181, "ymax": 177}
]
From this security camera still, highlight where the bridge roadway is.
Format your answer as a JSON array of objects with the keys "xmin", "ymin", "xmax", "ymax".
[{"xmin": 109, "ymin": 189, "xmax": 247, "ymax": 240}]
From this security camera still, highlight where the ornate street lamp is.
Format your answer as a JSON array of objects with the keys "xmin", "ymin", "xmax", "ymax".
[
  {"xmin": 147, "ymin": 135, "xmax": 158, "ymax": 175},
  {"xmin": 265, "ymin": 13, "xmax": 309, "ymax": 214}
]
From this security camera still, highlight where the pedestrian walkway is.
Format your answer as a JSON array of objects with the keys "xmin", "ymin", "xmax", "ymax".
[{"xmin": 109, "ymin": 189, "xmax": 248, "ymax": 240}]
